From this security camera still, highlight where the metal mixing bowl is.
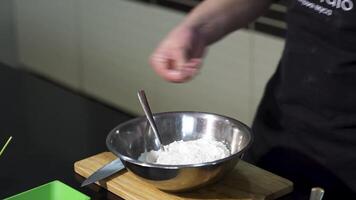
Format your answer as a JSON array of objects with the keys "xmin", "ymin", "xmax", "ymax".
[{"xmin": 106, "ymin": 111, "xmax": 252, "ymax": 192}]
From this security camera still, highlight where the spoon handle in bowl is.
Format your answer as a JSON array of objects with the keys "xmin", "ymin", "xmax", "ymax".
[{"xmin": 137, "ymin": 90, "xmax": 164, "ymax": 150}]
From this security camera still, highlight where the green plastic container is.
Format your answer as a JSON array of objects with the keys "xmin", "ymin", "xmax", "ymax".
[{"xmin": 4, "ymin": 180, "xmax": 90, "ymax": 200}]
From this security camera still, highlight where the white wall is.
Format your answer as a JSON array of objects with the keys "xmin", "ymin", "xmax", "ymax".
[
  {"xmin": 14, "ymin": 0, "xmax": 284, "ymax": 125},
  {"xmin": 0, "ymin": 0, "xmax": 17, "ymax": 66},
  {"xmin": 15, "ymin": 0, "xmax": 81, "ymax": 89}
]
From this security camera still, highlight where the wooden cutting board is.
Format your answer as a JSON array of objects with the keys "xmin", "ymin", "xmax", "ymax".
[{"xmin": 74, "ymin": 152, "xmax": 293, "ymax": 200}]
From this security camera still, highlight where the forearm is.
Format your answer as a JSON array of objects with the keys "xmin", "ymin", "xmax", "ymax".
[{"xmin": 179, "ymin": 0, "xmax": 272, "ymax": 45}]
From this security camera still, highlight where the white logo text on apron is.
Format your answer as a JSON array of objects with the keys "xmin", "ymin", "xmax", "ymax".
[{"xmin": 297, "ymin": 0, "xmax": 354, "ymax": 16}]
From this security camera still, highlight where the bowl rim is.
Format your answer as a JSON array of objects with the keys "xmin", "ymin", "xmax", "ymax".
[{"xmin": 106, "ymin": 111, "xmax": 253, "ymax": 169}]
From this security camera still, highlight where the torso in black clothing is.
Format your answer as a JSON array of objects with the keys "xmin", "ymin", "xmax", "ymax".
[{"xmin": 245, "ymin": 0, "xmax": 356, "ymax": 199}]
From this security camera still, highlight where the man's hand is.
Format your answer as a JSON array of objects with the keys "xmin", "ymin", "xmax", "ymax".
[
  {"xmin": 149, "ymin": 0, "xmax": 272, "ymax": 83},
  {"xmin": 150, "ymin": 26, "xmax": 207, "ymax": 83}
]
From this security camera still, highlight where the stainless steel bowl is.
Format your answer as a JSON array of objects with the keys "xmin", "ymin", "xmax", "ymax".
[{"xmin": 106, "ymin": 111, "xmax": 252, "ymax": 192}]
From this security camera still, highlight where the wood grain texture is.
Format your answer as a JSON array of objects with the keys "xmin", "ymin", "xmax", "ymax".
[{"xmin": 74, "ymin": 152, "xmax": 293, "ymax": 200}]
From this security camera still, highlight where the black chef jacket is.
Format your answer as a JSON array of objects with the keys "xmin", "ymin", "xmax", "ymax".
[{"xmin": 244, "ymin": 0, "xmax": 356, "ymax": 199}]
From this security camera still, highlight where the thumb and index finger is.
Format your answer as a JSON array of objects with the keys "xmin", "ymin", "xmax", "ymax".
[{"xmin": 150, "ymin": 47, "xmax": 202, "ymax": 83}]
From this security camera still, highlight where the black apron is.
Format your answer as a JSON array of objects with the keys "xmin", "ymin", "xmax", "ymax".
[{"xmin": 244, "ymin": 0, "xmax": 356, "ymax": 199}]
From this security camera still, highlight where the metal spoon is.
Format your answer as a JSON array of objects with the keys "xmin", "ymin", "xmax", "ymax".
[
  {"xmin": 309, "ymin": 187, "xmax": 325, "ymax": 200},
  {"xmin": 137, "ymin": 90, "xmax": 165, "ymax": 151}
]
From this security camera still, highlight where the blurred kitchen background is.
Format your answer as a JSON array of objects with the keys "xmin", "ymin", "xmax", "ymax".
[{"xmin": 0, "ymin": 0, "xmax": 286, "ymax": 126}]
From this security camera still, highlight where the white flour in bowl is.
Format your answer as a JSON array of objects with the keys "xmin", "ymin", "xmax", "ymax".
[{"xmin": 139, "ymin": 138, "xmax": 230, "ymax": 165}]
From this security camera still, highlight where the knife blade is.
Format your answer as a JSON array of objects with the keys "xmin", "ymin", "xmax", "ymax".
[{"xmin": 81, "ymin": 158, "xmax": 125, "ymax": 187}]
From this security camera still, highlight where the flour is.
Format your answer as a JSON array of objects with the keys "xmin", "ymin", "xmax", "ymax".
[{"xmin": 139, "ymin": 138, "xmax": 230, "ymax": 165}]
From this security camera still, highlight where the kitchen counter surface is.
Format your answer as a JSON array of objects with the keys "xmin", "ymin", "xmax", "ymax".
[{"xmin": 0, "ymin": 63, "xmax": 133, "ymax": 199}]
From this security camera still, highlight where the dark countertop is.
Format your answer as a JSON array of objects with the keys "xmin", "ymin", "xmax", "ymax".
[
  {"xmin": 0, "ymin": 63, "xmax": 133, "ymax": 199},
  {"xmin": 0, "ymin": 63, "xmax": 301, "ymax": 199}
]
